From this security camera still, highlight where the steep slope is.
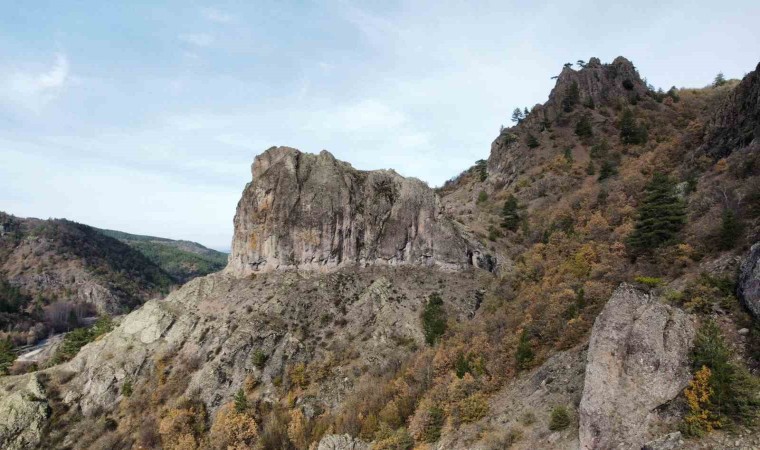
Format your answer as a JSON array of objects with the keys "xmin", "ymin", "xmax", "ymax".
[
  {"xmin": 97, "ymin": 228, "xmax": 228, "ymax": 283},
  {"xmin": 1, "ymin": 56, "xmax": 759, "ymax": 450},
  {"xmin": 0, "ymin": 213, "xmax": 173, "ymax": 347}
]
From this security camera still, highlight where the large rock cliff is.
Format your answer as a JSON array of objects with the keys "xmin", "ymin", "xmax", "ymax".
[{"xmin": 227, "ymin": 147, "xmax": 493, "ymax": 275}]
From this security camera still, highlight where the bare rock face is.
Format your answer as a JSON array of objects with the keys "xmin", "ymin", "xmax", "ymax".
[
  {"xmin": 228, "ymin": 147, "xmax": 493, "ymax": 275},
  {"xmin": 579, "ymin": 284, "xmax": 696, "ymax": 450},
  {"xmin": 488, "ymin": 56, "xmax": 647, "ymax": 185},
  {"xmin": 317, "ymin": 434, "xmax": 370, "ymax": 450},
  {"xmin": 699, "ymin": 62, "xmax": 760, "ymax": 159},
  {"xmin": 738, "ymin": 242, "xmax": 760, "ymax": 319},
  {"xmin": 0, "ymin": 375, "xmax": 49, "ymax": 450}
]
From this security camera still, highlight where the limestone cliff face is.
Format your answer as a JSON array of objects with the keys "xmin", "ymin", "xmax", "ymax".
[{"xmin": 227, "ymin": 147, "xmax": 494, "ymax": 275}]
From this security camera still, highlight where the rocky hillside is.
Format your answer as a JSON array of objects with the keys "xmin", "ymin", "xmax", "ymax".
[
  {"xmin": 97, "ymin": 228, "xmax": 228, "ymax": 283},
  {"xmin": 0, "ymin": 56, "xmax": 758, "ymax": 450},
  {"xmin": 0, "ymin": 213, "xmax": 173, "ymax": 347}
]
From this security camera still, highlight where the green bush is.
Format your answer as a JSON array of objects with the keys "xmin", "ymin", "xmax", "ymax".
[
  {"xmin": 49, "ymin": 315, "xmax": 113, "ymax": 365},
  {"xmin": 501, "ymin": 195, "xmax": 520, "ymax": 231},
  {"xmin": 634, "ymin": 276, "xmax": 663, "ymax": 288},
  {"xmin": 619, "ymin": 109, "xmax": 648, "ymax": 145},
  {"xmin": 515, "ymin": 330, "xmax": 534, "ymax": 370},
  {"xmin": 251, "ymin": 349, "xmax": 268, "ymax": 369},
  {"xmin": 575, "ymin": 115, "xmax": 593, "ymax": 138},
  {"xmin": 122, "ymin": 379, "xmax": 133, "ymax": 397},
  {"xmin": 477, "ymin": 191, "xmax": 489, "ymax": 203},
  {"xmin": 549, "ymin": 405, "xmax": 571, "ymax": 431},
  {"xmin": 0, "ymin": 339, "xmax": 15, "ymax": 375},
  {"xmin": 422, "ymin": 293, "xmax": 447, "ymax": 346},
  {"xmin": 719, "ymin": 209, "xmax": 741, "ymax": 250},
  {"xmin": 526, "ymin": 134, "xmax": 540, "ymax": 149}
]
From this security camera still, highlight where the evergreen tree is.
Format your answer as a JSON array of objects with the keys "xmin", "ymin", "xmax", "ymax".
[
  {"xmin": 515, "ymin": 330, "xmax": 534, "ymax": 370},
  {"xmin": 234, "ymin": 388, "xmax": 249, "ymax": 412},
  {"xmin": 719, "ymin": 209, "xmax": 741, "ymax": 250},
  {"xmin": 0, "ymin": 339, "xmax": 15, "ymax": 375},
  {"xmin": 501, "ymin": 195, "xmax": 520, "ymax": 231},
  {"xmin": 626, "ymin": 173, "xmax": 686, "ymax": 253},
  {"xmin": 523, "ymin": 107, "xmax": 530, "ymax": 117},
  {"xmin": 598, "ymin": 160, "xmax": 617, "ymax": 180},
  {"xmin": 576, "ymin": 60, "xmax": 586, "ymax": 68},
  {"xmin": 586, "ymin": 161, "xmax": 595, "ymax": 175},
  {"xmin": 713, "ymin": 72, "xmax": 727, "ymax": 87},
  {"xmin": 619, "ymin": 109, "xmax": 648, "ymax": 145},
  {"xmin": 511, "ymin": 108, "xmax": 524, "ymax": 123},
  {"xmin": 575, "ymin": 114, "xmax": 593, "ymax": 138},
  {"xmin": 562, "ymin": 81, "xmax": 580, "ymax": 112},
  {"xmin": 526, "ymin": 133, "xmax": 540, "ymax": 149},
  {"xmin": 422, "ymin": 293, "xmax": 447, "ymax": 346}
]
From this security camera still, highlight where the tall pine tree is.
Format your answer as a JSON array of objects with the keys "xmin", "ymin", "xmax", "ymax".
[
  {"xmin": 627, "ymin": 173, "xmax": 686, "ymax": 253},
  {"xmin": 502, "ymin": 195, "xmax": 520, "ymax": 231}
]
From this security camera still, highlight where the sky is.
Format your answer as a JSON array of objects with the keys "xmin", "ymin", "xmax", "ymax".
[{"xmin": 1, "ymin": 1, "xmax": 759, "ymax": 251}]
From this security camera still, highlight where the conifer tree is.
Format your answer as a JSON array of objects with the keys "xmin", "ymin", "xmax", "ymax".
[
  {"xmin": 626, "ymin": 173, "xmax": 686, "ymax": 253},
  {"xmin": 575, "ymin": 114, "xmax": 593, "ymax": 138},
  {"xmin": 501, "ymin": 195, "xmax": 520, "ymax": 231},
  {"xmin": 719, "ymin": 209, "xmax": 741, "ymax": 250},
  {"xmin": 234, "ymin": 388, "xmax": 249, "ymax": 412},
  {"xmin": 620, "ymin": 109, "xmax": 648, "ymax": 145},
  {"xmin": 511, "ymin": 108, "xmax": 524, "ymax": 123},
  {"xmin": 713, "ymin": 72, "xmax": 727, "ymax": 87},
  {"xmin": 526, "ymin": 133, "xmax": 540, "ymax": 149}
]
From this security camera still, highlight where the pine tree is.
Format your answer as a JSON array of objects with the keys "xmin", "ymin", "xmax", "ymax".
[
  {"xmin": 562, "ymin": 81, "xmax": 580, "ymax": 112},
  {"xmin": 511, "ymin": 108, "xmax": 524, "ymax": 123},
  {"xmin": 620, "ymin": 109, "xmax": 648, "ymax": 145},
  {"xmin": 719, "ymin": 209, "xmax": 741, "ymax": 250},
  {"xmin": 626, "ymin": 173, "xmax": 686, "ymax": 253},
  {"xmin": 422, "ymin": 293, "xmax": 447, "ymax": 346},
  {"xmin": 515, "ymin": 330, "xmax": 534, "ymax": 370},
  {"xmin": 234, "ymin": 388, "xmax": 248, "ymax": 413},
  {"xmin": 575, "ymin": 114, "xmax": 593, "ymax": 138},
  {"xmin": 501, "ymin": 195, "xmax": 520, "ymax": 231},
  {"xmin": 713, "ymin": 72, "xmax": 727, "ymax": 87}
]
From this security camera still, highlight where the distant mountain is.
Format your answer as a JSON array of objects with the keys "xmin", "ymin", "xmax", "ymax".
[
  {"xmin": 0, "ymin": 212, "xmax": 173, "ymax": 346},
  {"xmin": 96, "ymin": 228, "xmax": 228, "ymax": 283}
]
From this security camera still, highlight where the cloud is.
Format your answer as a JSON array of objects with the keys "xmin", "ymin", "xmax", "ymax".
[
  {"xmin": 0, "ymin": 53, "xmax": 70, "ymax": 112},
  {"xmin": 201, "ymin": 7, "xmax": 235, "ymax": 24},
  {"xmin": 179, "ymin": 33, "xmax": 215, "ymax": 47}
]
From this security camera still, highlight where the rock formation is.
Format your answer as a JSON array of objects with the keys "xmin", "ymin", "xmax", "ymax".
[
  {"xmin": 488, "ymin": 56, "xmax": 647, "ymax": 184},
  {"xmin": 739, "ymin": 242, "xmax": 760, "ymax": 319},
  {"xmin": 0, "ymin": 375, "xmax": 49, "ymax": 450},
  {"xmin": 316, "ymin": 434, "xmax": 369, "ymax": 450},
  {"xmin": 579, "ymin": 284, "xmax": 696, "ymax": 450},
  {"xmin": 699, "ymin": 62, "xmax": 760, "ymax": 159},
  {"xmin": 227, "ymin": 147, "xmax": 494, "ymax": 275}
]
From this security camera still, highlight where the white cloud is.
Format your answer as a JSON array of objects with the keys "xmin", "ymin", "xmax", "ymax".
[
  {"xmin": 0, "ymin": 53, "xmax": 70, "ymax": 112},
  {"xmin": 201, "ymin": 7, "xmax": 235, "ymax": 24},
  {"xmin": 179, "ymin": 33, "xmax": 215, "ymax": 47}
]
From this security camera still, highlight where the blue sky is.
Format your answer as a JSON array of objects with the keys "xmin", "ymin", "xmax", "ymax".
[{"xmin": 1, "ymin": 0, "xmax": 758, "ymax": 251}]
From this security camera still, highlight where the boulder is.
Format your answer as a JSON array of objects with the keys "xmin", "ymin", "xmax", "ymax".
[
  {"xmin": 738, "ymin": 242, "xmax": 760, "ymax": 319},
  {"xmin": 227, "ymin": 147, "xmax": 493, "ymax": 275},
  {"xmin": 579, "ymin": 284, "xmax": 696, "ymax": 449}
]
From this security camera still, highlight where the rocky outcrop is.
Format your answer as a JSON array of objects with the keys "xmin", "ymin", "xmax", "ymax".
[
  {"xmin": 579, "ymin": 284, "xmax": 696, "ymax": 450},
  {"xmin": 738, "ymin": 242, "xmax": 760, "ymax": 319},
  {"xmin": 317, "ymin": 434, "xmax": 370, "ymax": 450},
  {"xmin": 0, "ymin": 375, "xmax": 49, "ymax": 450},
  {"xmin": 488, "ymin": 57, "xmax": 647, "ymax": 185},
  {"xmin": 227, "ymin": 147, "xmax": 494, "ymax": 275},
  {"xmin": 699, "ymin": 62, "xmax": 760, "ymax": 159}
]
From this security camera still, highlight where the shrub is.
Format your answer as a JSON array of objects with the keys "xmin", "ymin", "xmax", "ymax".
[
  {"xmin": 234, "ymin": 388, "xmax": 248, "ymax": 413},
  {"xmin": 209, "ymin": 402, "xmax": 259, "ymax": 450},
  {"xmin": 421, "ymin": 293, "xmax": 447, "ymax": 346},
  {"xmin": 477, "ymin": 191, "xmax": 489, "ymax": 203},
  {"xmin": 158, "ymin": 402, "xmax": 207, "ymax": 450},
  {"xmin": 373, "ymin": 424, "xmax": 413, "ymax": 450},
  {"xmin": 122, "ymin": 379, "xmax": 133, "ymax": 397},
  {"xmin": 251, "ymin": 349, "xmax": 268, "ymax": 369},
  {"xmin": 526, "ymin": 134, "xmax": 540, "ymax": 149},
  {"xmin": 549, "ymin": 406, "xmax": 571, "ymax": 431},
  {"xmin": 597, "ymin": 160, "xmax": 617, "ymax": 180},
  {"xmin": 412, "ymin": 405, "xmax": 444, "ymax": 443},
  {"xmin": 681, "ymin": 366, "xmax": 722, "ymax": 436},
  {"xmin": 619, "ymin": 109, "xmax": 648, "ymax": 145},
  {"xmin": 515, "ymin": 330, "xmax": 534, "ymax": 370},
  {"xmin": 0, "ymin": 339, "xmax": 15, "ymax": 375},
  {"xmin": 634, "ymin": 276, "xmax": 663, "ymax": 288},
  {"xmin": 457, "ymin": 393, "xmax": 489, "ymax": 423}
]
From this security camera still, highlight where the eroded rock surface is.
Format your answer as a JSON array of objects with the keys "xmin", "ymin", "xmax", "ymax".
[
  {"xmin": 738, "ymin": 242, "xmax": 760, "ymax": 319},
  {"xmin": 317, "ymin": 433, "xmax": 370, "ymax": 450},
  {"xmin": 0, "ymin": 374, "xmax": 49, "ymax": 450},
  {"xmin": 579, "ymin": 284, "xmax": 696, "ymax": 450},
  {"xmin": 228, "ymin": 147, "xmax": 493, "ymax": 275}
]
